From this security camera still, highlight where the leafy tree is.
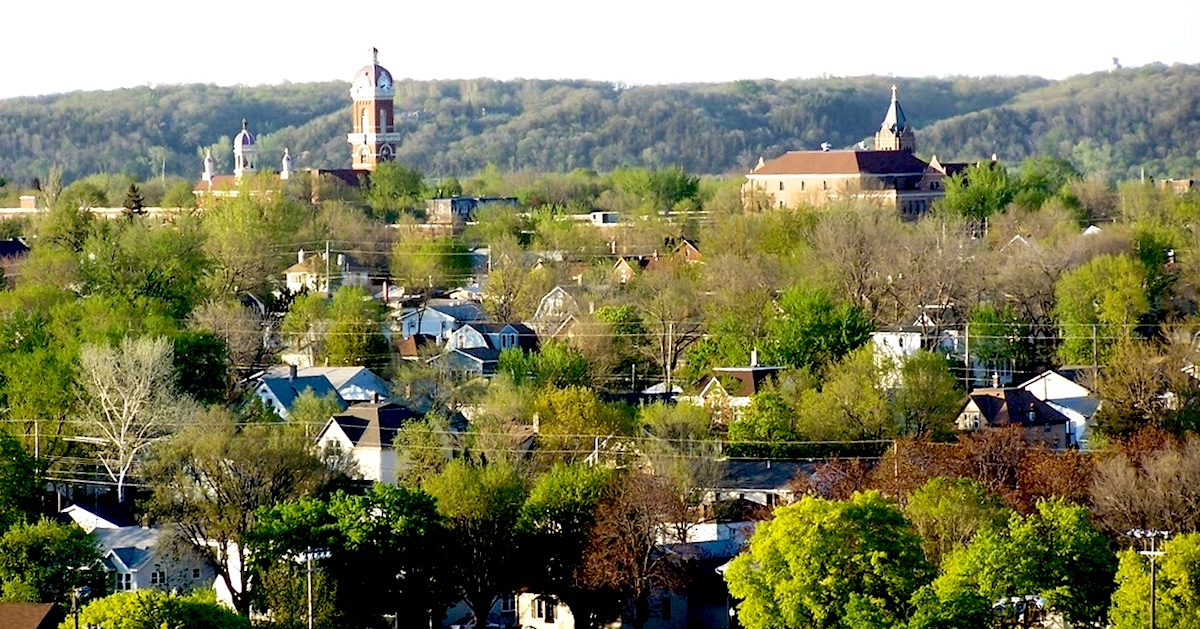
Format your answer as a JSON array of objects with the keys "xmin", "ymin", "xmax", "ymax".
[
  {"xmin": 763, "ymin": 285, "xmax": 873, "ymax": 372},
  {"xmin": 1012, "ymin": 155, "xmax": 1080, "ymax": 210},
  {"xmin": 799, "ymin": 346, "xmax": 894, "ymax": 442},
  {"xmin": 323, "ymin": 286, "xmax": 389, "ymax": 371},
  {"xmin": 201, "ymin": 193, "xmax": 307, "ymax": 296},
  {"xmin": 1110, "ymin": 533, "xmax": 1200, "ymax": 629},
  {"xmin": 0, "ymin": 519, "xmax": 101, "ymax": 605},
  {"xmin": 423, "ymin": 461, "xmax": 527, "ymax": 627},
  {"xmin": 533, "ymin": 386, "xmax": 635, "ymax": 464},
  {"xmin": 931, "ymin": 499, "xmax": 1116, "ymax": 626},
  {"xmin": 519, "ymin": 465, "xmax": 618, "ymax": 629},
  {"xmin": 1054, "ymin": 253, "xmax": 1149, "ymax": 365},
  {"xmin": 0, "ymin": 432, "xmax": 41, "ymax": 533},
  {"xmin": 938, "ymin": 161, "xmax": 1016, "ymax": 221},
  {"xmin": 172, "ymin": 331, "xmax": 231, "ymax": 404},
  {"xmin": 903, "ymin": 477, "xmax": 1009, "ymax": 569},
  {"xmin": 725, "ymin": 491, "xmax": 932, "ymax": 629},
  {"xmin": 497, "ymin": 341, "xmax": 591, "ymax": 389},
  {"xmin": 728, "ymin": 392, "xmax": 804, "ymax": 459},
  {"xmin": 967, "ymin": 302, "xmax": 1031, "ymax": 369},
  {"xmin": 893, "ymin": 351, "xmax": 961, "ymax": 438},
  {"xmin": 249, "ymin": 485, "xmax": 452, "ymax": 629},
  {"xmin": 73, "ymin": 590, "xmax": 249, "ymax": 629},
  {"xmin": 365, "ymin": 162, "xmax": 426, "ymax": 219},
  {"xmin": 638, "ymin": 402, "xmax": 720, "ymax": 501},
  {"xmin": 148, "ymin": 408, "xmax": 341, "ymax": 616}
]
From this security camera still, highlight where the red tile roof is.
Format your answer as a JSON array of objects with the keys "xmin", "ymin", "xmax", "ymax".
[{"xmin": 751, "ymin": 150, "xmax": 930, "ymax": 176}]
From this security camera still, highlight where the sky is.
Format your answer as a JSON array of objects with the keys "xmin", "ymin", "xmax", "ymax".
[{"xmin": 3, "ymin": 0, "xmax": 1199, "ymax": 100}]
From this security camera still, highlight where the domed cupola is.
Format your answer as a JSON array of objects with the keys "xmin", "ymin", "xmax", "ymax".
[
  {"xmin": 233, "ymin": 119, "xmax": 258, "ymax": 178},
  {"xmin": 351, "ymin": 48, "xmax": 394, "ymax": 99}
]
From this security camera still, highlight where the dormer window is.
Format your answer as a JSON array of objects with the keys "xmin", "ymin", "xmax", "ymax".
[{"xmin": 502, "ymin": 332, "xmax": 517, "ymax": 348}]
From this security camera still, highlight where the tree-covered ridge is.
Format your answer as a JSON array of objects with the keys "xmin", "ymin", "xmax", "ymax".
[
  {"xmin": 0, "ymin": 75, "xmax": 1046, "ymax": 184},
  {"xmin": 922, "ymin": 63, "xmax": 1200, "ymax": 180}
]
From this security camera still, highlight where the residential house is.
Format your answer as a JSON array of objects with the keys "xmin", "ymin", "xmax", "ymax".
[
  {"xmin": 743, "ymin": 87, "xmax": 969, "ymax": 217},
  {"xmin": 528, "ymin": 286, "xmax": 596, "ymax": 340},
  {"xmin": 433, "ymin": 322, "xmax": 539, "ymax": 376},
  {"xmin": 253, "ymin": 366, "xmax": 348, "ymax": 419},
  {"xmin": 315, "ymin": 401, "xmax": 424, "ymax": 484},
  {"xmin": 701, "ymin": 460, "xmax": 813, "ymax": 508},
  {"xmin": 284, "ymin": 249, "xmax": 370, "ymax": 295},
  {"xmin": 956, "ymin": 387, "xmax": 1074, "ymax": 449},
  {"xmin": 613, "ymin": 256, "xmax": 649, "ymax": 285},
  {"xmin": 0, "ymin": 603, "xmax": 64, "ymax": 629},
  {"xmin": 94, "ymin": 525, "xmax": 216, "ymax": 595},
  {"xmin": 683, "ymin": 354, "xmax": 784, "ymax": 421},
  {"xmin": 871, "ymin": 309, "xmax": 1013, "ymax": 388},
  {"xmin": 263, "ymin": 365, "xmax": 389, "ymax": 404},
  {"xmin": 1017, "ymin": 369, "xmax": 1100, "ymax": 448},
  {"xmin": 674, "ymin": 239, "xmax": 702, "ymax": 264},
  {"xmin": 393, "ymin": 299, "xmax": 486, "ymax": 342}
]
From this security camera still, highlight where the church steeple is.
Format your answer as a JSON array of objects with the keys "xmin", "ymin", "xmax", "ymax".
[
  {"xmin": 874, "ymin": 85, "xmax": 916, "ymax": 153},
  {"xmin": 347, "ymin": 48, "xmax": 402, "ymax": 170},
  {"xmin": 233, "ymin": 119, "xmax": 258, "ymax": 179}
]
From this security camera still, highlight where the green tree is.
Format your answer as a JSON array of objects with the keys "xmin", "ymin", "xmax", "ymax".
[
  {"xmin": 323, "ymin": 286, "xmax": 389, "ymax": 370},
  {"xmin": 72, "ymin": 590, "xmax": 249, "ymax": 629},
  {"xmin": 903, "ymin": 477, "xmax": 1009, "ymax": 570},
  {"xmin": 172, "ymin": 331, "xmax": 231, "ymax": 405},
  {"xmin": 764, "ymin": 285, "xmax": 873, "ymax": 372},
  {"xmin": 725, "ymin": 491, "xmax": 932, "ymax": 629},
  {"xmin": 1110, "ymin": 533, "xmax": 1200, "ymax": 629},
  {"xmin": 1013, "ymin": 155, "xmax": 1080, "ymax": 210},
  {"xmin": 519, "ymin": 465, "xmax": 619, "ymax": 629},
  {"xmin": 365, "ymin": 162, "xmax": 426, "ymax": 219},
  {"xmin": 0, "ymin": 432, "xmax": 41, "ymax": 533},
  {"xmin": 1054, "ymin": 254, "xmax": 1149, "ymax": 364},
  {"xmin": 533, "ymin": 386, "xmax": 635, "ymax": 464},
  {"xmin": 931, "ymin": 499, "xmax": 1116, "ymax": 626},
  {"xmin": 967, "ymin": 302, "xmax": 1031, "ymax": 369},
  {"xmin": 893, "ymin": 351, "xmax": 961, "ymax": 438},
  {"xmin": 0, "ymin": 519, "xmax": 101, "ymax": 605},
  {"xmin": 423, "ymin": 461, "xmax": 527, "ymax": 627},
  {"xmin": 497, "ymin": 341, "xmax": 591, "ymax": 389},
  {"xmin": 938, "ymin": 161, "xmax": 1016, "ymax": 221}
]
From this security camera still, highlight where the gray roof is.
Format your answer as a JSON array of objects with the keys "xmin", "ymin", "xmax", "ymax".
[
  {"xmin": 93, "ymin": 526, "xmax": 163, "ymax": 571},
  {"xmin": 259, "ymin": 375, "xmax": 347, "ymax": 411},
  {"xmin": 710, "ymin": 461, "xmax": 815, "ymax": 492}
]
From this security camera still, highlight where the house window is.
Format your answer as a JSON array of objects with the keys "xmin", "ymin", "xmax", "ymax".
[
  {"xmin": 778, "ymin": 181, "xmax": 784, "ymax": 191},
  {"xmin": 535, "ymin": 597, "xmax": 556, "ymax": 623},
  {"xmin": 192, "ymin": 568, "xmax": 201, "ymax": 579},
  {"xmin": 115, "ymin": 573, "xmax": 132, "ymax": 591},
  {"xmin": 150, "ymin": 569, "xmax": 166, "ymax": 585},
  {"xmin": 500, "ymin": 594, "xmax": 516, "ymax": 614},
  {"xmin": 502, "ymin": 332, "xmax": 517, "ymax": 348}
]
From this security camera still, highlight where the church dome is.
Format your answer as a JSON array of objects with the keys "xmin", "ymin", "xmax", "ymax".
[
  {"xmin": 352, "ymin": 48, "xmax": 394, "ymax": 94},
  {"xmin": 234, "ymin": 119, "xmax": 255, "ymax": 147}
]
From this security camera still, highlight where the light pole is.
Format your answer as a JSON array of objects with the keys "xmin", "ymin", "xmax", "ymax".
[
  {"xmin": 1126, "ymin": 528, "xmax": 1171, "ymax": 629},
  {"xmin": 294, "ymin": 547, "xmax": 330, "ymax": 629}
]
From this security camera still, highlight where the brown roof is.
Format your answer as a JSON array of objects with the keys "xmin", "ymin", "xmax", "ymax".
[
  {"xmin": 966, "ymin": 388, "xmax": 1070, "ymax": 427},
  {"xmin": 0, "ymin": 603, "xmax": 63, "ymax": 629},
  {"xmin": 702, "ymin": 366, "xmax": 785, "ymax": 398},
  {"xmin": 750, "ymin": 150, "xmax": 930, "ymax": 176}
]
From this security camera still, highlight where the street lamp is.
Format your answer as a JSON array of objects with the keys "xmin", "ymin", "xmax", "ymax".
[{"xmin": 1126, "ymin": 528, "xmax": 1171, "ymax": 629}]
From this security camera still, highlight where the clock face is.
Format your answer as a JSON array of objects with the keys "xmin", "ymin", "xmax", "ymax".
[{"xmin": 377, "ymin": 73, "xmax": 392, "ymax": 90}]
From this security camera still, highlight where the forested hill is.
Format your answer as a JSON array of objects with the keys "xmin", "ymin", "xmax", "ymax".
[
  {"xmin": 0, "ymin": 75, "xmax": 1042, "ymax": 184},
  {"xmin": 2, "ymin": 65, "xmax": 1197, "ymax": 184},
  {"xmin": 921, "ymin": 63, "xmax": 1200, "ymax": 180}
]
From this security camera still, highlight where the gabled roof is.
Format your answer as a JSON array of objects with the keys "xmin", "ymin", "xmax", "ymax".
[
  {"xmin": 749, "ymin": 149, "xmax": 931, "ymax": 177},
  {"xmin": 965, "ymin": 388, "xmax": 1071, "ymax": 427},
  {"xmin": 458, "ymin": 322, "xmax": 540, "ymax": 351},
  {"xmin": 263, "ymin": 366, "xmax": 389, "ymax": 401},
  {"xmin": 93, "ymin": 525, "xmax": 165, "ymax": 572},
  {"xmin": 0, "ymin": 603, "xmax": 63, "ymax": 629},
  {"xmin": 258, "ymin": 375, "xmax": 347, "ymax": 412},
  {"xmin": 701, "ymin": 365, "xmax": 785, "ymax": 398},
  {"xmin": 325, "ymin": 402, "xmax": 423, "ymax": 449},
  {"xmin": 399, "ymin": 299, "xmax": 486, "ymax": 323}
]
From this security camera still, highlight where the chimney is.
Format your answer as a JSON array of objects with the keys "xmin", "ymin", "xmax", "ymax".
[
  {"xmin": 751, "ymin": 348, "xmax": 759, "ymax": 367},
  {"xmin": 336, "ymin": 253, "xmax": 346, "ymax": 268},
  {"xmin": 298, "ymin": 249, "xmax": 306, "ymax": 264},
  {"xmin": 372, "ymin": 391, "xmax": 380, "ymax": 404},
  {"xmin": 383, "ymin": 281, "xmax": 390, "ymax": 302},
  {"xmin": 532, "ymin": 413, "xmax": 540, "ymax": 434},
  {"xmin": 991, "ymin": 372, "xmax": 999, "ymax": 388},
  {"xmin": 289, "ymin": 364, "xmax": 297, "ymax": 381}
]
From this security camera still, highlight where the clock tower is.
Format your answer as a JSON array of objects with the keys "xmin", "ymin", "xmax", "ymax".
[{"xmin": 347, "ymin": 48, "xmax": 403, "ymax": 170}]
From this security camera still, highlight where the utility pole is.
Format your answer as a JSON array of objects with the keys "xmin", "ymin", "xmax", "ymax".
[
  {"xmin": 324, "ymin": 240, "xmax": 331, "ymax": 296},
  {"xmin": 1127, "ymin": 528, "xmax": 1170, "ymax": 629}
]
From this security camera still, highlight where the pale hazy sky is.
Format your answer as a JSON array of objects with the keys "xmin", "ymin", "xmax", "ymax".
[{"xmin": 4, "ymin": 0, "xmax": 1198, "ymax": 100}]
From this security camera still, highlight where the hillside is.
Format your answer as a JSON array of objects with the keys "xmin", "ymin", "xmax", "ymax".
[
  {"xmin": 0, "ymin": 76, "xmax": 1043, "ymax": 184},
  {"xmin": 921, "ymin": 63, "xmax": 1200, "ymax": 180},
  {"xmin": 9, "ymin": 66, "xmax": 1200, "ymax": 184}
]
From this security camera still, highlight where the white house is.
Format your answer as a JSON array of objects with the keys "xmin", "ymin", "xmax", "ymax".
[
  {"xmin": 94, "ymin": 526, "xmax": 216, "ymax": 596},
  {"xmin": 284, "ymin": 249, "xmax": 370, "ymax": 295},
  {"xmin": 393, "ymin": 299, "xmax": 486, "ymax": 341},
  {"xmin": 1018, "ymin": 369, "xmax": 1100, "ymax": 449},
  {"xmin": 315, "ymin": 402, "xmax": 424, "ymax": 484},
  {"xmin": 253, "ymin": 366, "xmax": 347, "ymax": 419}
]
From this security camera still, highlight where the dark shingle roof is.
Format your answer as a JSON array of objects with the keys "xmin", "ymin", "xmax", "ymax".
[
  {"xmin": 333, "ymin": 402, "xmax": 423, "ymax": 448},
  {"xmin": 710, "ymin": 461, "xmax": 815, "ymax": 491},
  {"xmin": 260, "ymin": 375, "xmax": 347, "ymax": 412},
  {"xmin": 750, "ymin": 150, "xmax": 930, "ymax": 176},
  {"xmin": 0, "ymin": 239, "xmax": 29, "ymax": 258}
]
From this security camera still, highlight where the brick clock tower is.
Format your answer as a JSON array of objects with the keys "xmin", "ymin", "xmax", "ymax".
[{"xmin": 348, "ymin": 48, "xmax": 403, "ymax": 170}]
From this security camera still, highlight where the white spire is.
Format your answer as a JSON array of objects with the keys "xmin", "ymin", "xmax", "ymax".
[
  {"xmin": 203, "ymin": 149, "xmax": 214, "ymax": 182},
  {"xmin": 281, "ymin": 148, "xmax": 292, "ymax": 180}
]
